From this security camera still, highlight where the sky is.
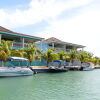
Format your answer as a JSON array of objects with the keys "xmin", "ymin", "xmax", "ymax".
[{"xmin": 0, "ymin": 0, "xmax": 100, "ymax": 56}]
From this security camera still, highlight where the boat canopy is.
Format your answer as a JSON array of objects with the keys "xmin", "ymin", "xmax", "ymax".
[
  {"xmin": 53, "ymin": 60, "xmax": 62, "ymax": 63},
  {"xmin": 7, "ymin": 57, "xmax": 28, "ymax": 61}
]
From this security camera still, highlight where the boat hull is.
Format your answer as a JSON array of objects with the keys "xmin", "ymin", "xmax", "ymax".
[
  {"xmin": 80, "ymin": 66, "xmax": 94, "ymax": 71},
  {"xmin": 0, "ymin": 67, "xmax": 33, "ymax": 77},
  {"xmin": 31, "ymin": 68, "xmax": 68, "ymax": 73}
]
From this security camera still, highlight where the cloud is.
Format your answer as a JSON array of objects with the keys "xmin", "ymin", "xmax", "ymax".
[
  {"xmin": 0, "ymin": 0, "xmax": 93, "ymax": 28},
  {"xmin": 0, "ymin": 0, "xmax": 100, "ymax": 56},
  {"xmin": 36, "ymin": 3, "xmax": 100, "ymax": 56}
]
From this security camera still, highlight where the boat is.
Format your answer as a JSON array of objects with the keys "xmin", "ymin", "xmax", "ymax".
[
  {"xmin": 30, "ymin": 68, "xmax": 50, "ymax": 73},
  {"xmin": 0, "ymin": 57, "xmax": 33, "ymax": 77},
  {"xmin": 0, "ymin": 67, "xmax": 33, "ymax": 77},
  {"xmin": 31, "ymin": 60, "xmax": 68, "ymax": 73},
  {"xmin": 48, "ymin": 67, "xmax": 68, "ymax": 73},
  {"xmin": 80, "ymin": 62, "xmax": 94, "ymax": 71},
  {"xmin": 31, "ymin": 66, "xmax": 68, "ymax": 73},
  {"xmin": 82, "ymin": 66, "xmax": 94, "ymax": 71},
  {"xmin": 47, "ymin": 60, "xmax": 68, "ymax": 73}
]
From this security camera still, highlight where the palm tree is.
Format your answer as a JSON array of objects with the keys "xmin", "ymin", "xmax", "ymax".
[
  {"xmin": 78, "ymin": 50, "xmax": 93, "ymax": 64},
  {"xmin": 58, "ymin": 50, "xmax": 67, "ymax": 60},
  {"xmin": 41, "ymin": 49, "xmax": 58, "ymax": 67},
  {"xmin": 0, "ymin": 40, "xmax": 12, "ymax": 56},
  {"xmin": 98, "ymin": 58, "xmax": 100, "ymax": 65},
  {"xmin": 68, "ymin": 50, "xmax": 78, "ymax": 65},
  {"xmin": 0, "ymin": 40, "xmax": 12, "ymax": 66},
  {"xmin": 11, "ymin": 49, "xmax": 25, "ymax": 57},
  {"xmin": 0, "ymin": 51, "xmax": 7, "ymax": 66},
  {"xmin": 58, "ymin": 51, "xmax": 69, "ymax": 67},
  {"xmin": 91, "ymin": 57, "xmax": 99, "ymax": 65},
  {"xmin": 23, "ymin": 45, "xmax": 37, "ymax": 66}
]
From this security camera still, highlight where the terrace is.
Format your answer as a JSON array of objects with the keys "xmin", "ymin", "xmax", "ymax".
[
  {"xmin": 37, "ymin": 37, "xmax": 85, "ymax": 53},
  {"xmin": 0, "ymin": 26, "xmax": 44, "ymax": 49}
]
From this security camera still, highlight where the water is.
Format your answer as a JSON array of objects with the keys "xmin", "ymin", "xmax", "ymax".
[{"xmin": 0, "ymin": 70, "xmax": 100, "ymax": 100}]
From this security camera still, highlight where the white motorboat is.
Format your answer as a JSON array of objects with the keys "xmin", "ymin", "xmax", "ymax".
[
  {"xmin": 80, "ymin": 62, "xmax": 94, "ymax": 71},
  {"xmin": 83, "ymin": 66, "xmax": 94, "ymax": 71},
  {"xmin": 0, "ymin": 67, "xmax": 33, "ymax": 77},
  {"xmin": 0, "ymin": 57, "xmax": 33, "ymax": 77}
]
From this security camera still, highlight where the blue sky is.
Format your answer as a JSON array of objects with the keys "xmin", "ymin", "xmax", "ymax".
[
  {"xmin": 0, "ymin": 0, "xmax": 100, "ymax": 56},
  {"xmin": 0, "ymin": 0, "xmax": 31, "ymax": 10}
]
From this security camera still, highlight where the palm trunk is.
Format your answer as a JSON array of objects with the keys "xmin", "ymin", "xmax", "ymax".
[{"xmin": 47, "ymin": 61, "xmax": 49, "ymax": 67}]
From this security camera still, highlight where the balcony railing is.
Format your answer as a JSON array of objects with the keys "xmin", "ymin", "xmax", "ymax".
[
  {"xmin": 48, "ymin": 46, "xmax": 72, "ymax": 52},
  {"xmin": 12, "ymin": 42, "xmax": 32, "ymax": 49}
]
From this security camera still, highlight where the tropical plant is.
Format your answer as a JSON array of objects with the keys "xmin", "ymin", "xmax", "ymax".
[
  {"xmin": 0, "ymin": 40, "xmax": 12, "ymax": 66},
  {"xmin": 23, "ymin": 45, "xmax": 37, "ymax": 66},
  {"xmin": 78, "ymin": 50, "xmax": 93, "ymax": 63},
  {"xmin": 11, "ymin": 49, "xmax": 25, "ymax": 57},
  {"xmin": 58, "ymin": 50, "xmax": 67, "ymax": 60},
  {"xmin": 91, "ymin": 57, "xmax": 100, "ymax": 65},
  {"xmin": 0, "ymin": 51, "xmax": 7, "ymax": 66},
  {"xmin": 41, "ymin": 49, "xmax": 58, "ymax": 67},
  {"xmin": 0, "ymin": 40, "xmax": 12, "ymax": 56},
  {"xmin": 68, "ymin": 50, "xmax": 78, "ymax": 64}
]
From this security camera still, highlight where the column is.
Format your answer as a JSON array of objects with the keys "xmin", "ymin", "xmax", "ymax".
[
  {"xmin": 52, "ymin": 43, "xmax": 54, "ymax": 49},
  {"xmin": 0, "ymin": 34, "xmax": 2, "ymax": 43},
  {"xmin": 22, "ymin": 38, "xmax": 24, "ymax": 48},
  {"xmin": 64, "ymin": 45, "xmax": 66, "ymax": 51},
  {"xmin": 82, "ymin": 47, "xmax": 84, "ymax": 51}
]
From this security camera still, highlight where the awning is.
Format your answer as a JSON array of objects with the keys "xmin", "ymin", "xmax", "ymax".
[{"xmin": 7, "ymin": 57, "xmax": 28, "ymax": 61}]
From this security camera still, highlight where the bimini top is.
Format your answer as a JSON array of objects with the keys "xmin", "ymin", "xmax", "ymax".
[
  {"xmin": 7, "ymin": 57, "xmax": 28, "ymax": 61},
  {"xmin": 37, "ymin": 37, "xmax": 85, "ymax": 48},
  {"xmin": 0, "ymin": 26, "xmax": 44, "ymax": 41}
]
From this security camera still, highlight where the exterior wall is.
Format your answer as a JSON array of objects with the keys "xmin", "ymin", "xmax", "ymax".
[
  {"xmin": 2, "ymin": 60, "xmax": 81, "ymax": 67},
  {"xmin": 41, "ymin": 43, "xmax": 48, "ymax": 52},
  {"xmin": 4, "ymin": 60, "xmax": 46, "ymax": 67},
  {"xmin": 35, "ymin": 43, "xmax": 48, "ymax": 52},
  {"xmin": 40, "ymin": 42, "xmax": 77, "ymax": 53}
]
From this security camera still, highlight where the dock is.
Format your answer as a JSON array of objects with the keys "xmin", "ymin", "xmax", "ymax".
[{"xmin": 66, "ymin": 66, "xmax": 81, "ymax": 71}]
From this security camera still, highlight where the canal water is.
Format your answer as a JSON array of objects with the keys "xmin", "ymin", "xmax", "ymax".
[{"xmin": 0, "ymin": 70, "xmax": 100, "ymax": 100}]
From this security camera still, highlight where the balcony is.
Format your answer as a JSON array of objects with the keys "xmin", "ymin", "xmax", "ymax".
[
  {"xmin": 12, "ymin": 42, "xmax": 32, "ymax": 49},
  {"xmin": 48, "ymin": 46, "xmax": 72, "ymax": 53}
]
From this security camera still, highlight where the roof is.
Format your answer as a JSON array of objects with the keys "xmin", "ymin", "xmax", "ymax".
[
  {"xmin": 38, "ymin": 37, "xmax": 85, "ymax": 48},
  {"xmin": 0, "ymin": 26, "xmax": 44, "ymax": 40}
]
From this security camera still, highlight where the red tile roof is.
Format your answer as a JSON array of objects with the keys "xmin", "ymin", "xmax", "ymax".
[
  {"xmin": 39, "ymin": 37, "xmax": 62, "ymax": 43},
  {"xmin": 38, "ymin": 37, "xmax": 85, "ymax": 48},
  {"xmin": 0, "ymin": 26, "xmax": 44, "ymax": 40}
]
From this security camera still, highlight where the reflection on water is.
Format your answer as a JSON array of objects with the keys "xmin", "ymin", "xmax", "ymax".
[{"xmin": 0, "ymin": 70, "xmax": 100, "ymax": 100}]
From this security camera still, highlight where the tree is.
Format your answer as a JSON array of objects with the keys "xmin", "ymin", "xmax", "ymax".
[
  {"xmin": 11, "ymin": 49, "xmax": 25, "ymax": 57},
  {"xmin": 69, "ymin": 50, "xmax": 78, "ymax": 65},
  {"xmin": 0, "ymin": 51, "xmax": 7, "ymax": 66},
  {"xmin": 0, "ymin": 40, "xmax": 12, "ymax": 66},
  {"xmin": 91, "ymin": 57, "xmax": 99, "ymax": 65},
  {"xmin": 58, "ymin": 50, "xmax": 67, "ymax": 60},
  {"xmin": 41, "ymin": 49, "xmax": 58, "ymax": 67},
  {"xmin": 58, "ymin": 50, "xmax": 70, "ymax": 67},
  {"xmin": 23, "ymin": 45, "xmax": 37, "ymax": 66},
  {"xmin": 78, "ymin": 50, "xmax": 93, "ymax": 63},
  {"xmin": 0, "ymin": 40, "xmax": 12, "ymax": 56}
]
